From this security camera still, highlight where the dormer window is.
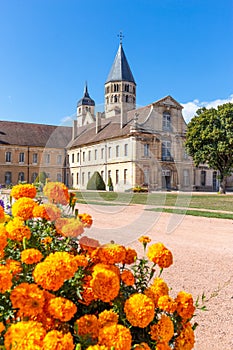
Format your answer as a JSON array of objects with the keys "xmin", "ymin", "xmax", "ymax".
[{"xmin": 163, "ymin": 112, "xmax": 171, "ymax": 131}]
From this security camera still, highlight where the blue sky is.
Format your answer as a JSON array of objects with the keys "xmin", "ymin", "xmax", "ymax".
[{"xmin": 0, "ymin": 0, "xmax": 232, "ymax": 125}]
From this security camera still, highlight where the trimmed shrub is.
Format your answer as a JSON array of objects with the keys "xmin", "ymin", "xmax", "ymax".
[{"xmin": 87, "ymin": 171, "xmax": 106, "ymax": 190}]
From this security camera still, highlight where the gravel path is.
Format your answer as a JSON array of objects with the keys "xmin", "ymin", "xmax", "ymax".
[{"xmin": 77, "ymin": 203, "xmax": 233, "ymax": 350}]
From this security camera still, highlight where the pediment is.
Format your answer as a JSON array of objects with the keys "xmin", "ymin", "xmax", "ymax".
[
  {"xmin": 83, "ymin": 111, "xmax": 95, "ymax": 126},
  {"xmin": 153, "ymin": 95, "xmax": 183, "ymax": 109}
]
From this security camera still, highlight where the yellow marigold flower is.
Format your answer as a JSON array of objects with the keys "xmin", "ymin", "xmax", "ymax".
[
  {"xmin": 43, "ymin": 181, "xmax": 70, "ymax": 205},
  {"xmin": 98, "ymin": 324, "xmax": 132, "ymax": 350},
  {"xmin": 33, "ymin": 252, "xmax": 78, "ymax": 291},
  {"xmin": 144, "ymin": 277, "xmax": 169, "ymax": 307},
  {"xmin": 5, "ymin": 259, "xmax": 22, "ymax": 276},
  {"xmin": 79, "ymin": 235, "xmax": 100, "ymax": 254},
  {"xmin": 98, "ymin": 309, "xmax": 119, "ymax": 328},
  {"xmin": 0, "ymin": 224, "xmax": 8, "ymax": 250},
  {"xmin": 121, "ymin": 270, "xmax": 135, "ymax": 286},
  {"xmin": 147, "ymin": 243, "xmax": 173, "ymax": 268},
  {"xmin": 5, "ymin": 217, "xmax": 31, "ymax": 241},
  {"xmin": 134, "ymin": 342, "xmax": 151, "ymax": 350},
  {"xmin": 10, "ymin": 183, "xmax": 37, "ymax": 200},
  {"xmin": 43, "ymin": 330, "xmax": 75, "ymax": 350},
  {"xmin": 4, "ymin": 321, "xmax": 46, "ymax": 350},
  {"xmin": 122, "ymin": 247, "xmax": 137, "ymax": 264},
  {"xmin": 0, "ymin": 265, "xmax": 12, "ymax": 293},
  {"xmin": 175, "ymin": 291, "xmax": 195, "ymax": 320},
  {"xmin": 86, "ymin": 346, "xmax": 109, "ymax": 350},
  {"xmin": 156, "ymin": 343, "xmax": 172, "ymax": 350},
  {"xmin": 58, "ymin": 217, "xmax": 84, "ymax": 238},
  {"xmin": 0, "ymin": 321, "xmax": 5, "ymax": 333},
  {"xmin": 21, "ymin": 248, "xmax": 43, "ymax": 264},
  {"xmin": 75, "ymin": 314, "xmax": 99, "ymax": 339},
  {"xmin": 124, "ymin": 293, "xmax": 155, "ymax": 328},
  {"xmin": 174, "ymin": 322, "xmax": 195, "ymax": 350},
  {"xmin": 0, "ymin": 205, "xmax": 4, "ymax": 219},
  {"xmin": 0, "ymin": 214, "xmax": 10, "ymax": 224},
  {"xmin": 78, "ymin": 213, "xmax": 93, "ymax": 228},
  {"xmin": 12, "ymin": 197, "xmax": 38, "ymax": 220},
  {"xmin": 48, "ymin": 296, "xmax": 77, "ymax": 322},
  {"xmin": 138, "ymin": 236, "xmax": 151, "ymax": 244},
  {"xmin": 91, "ymin": 264, "xmax": 120, "ymax": 302},
  {"xmin": 97, "ymin": 243, "xmax": 126, "ymax": 264},
  {"xmin": 149, "ymin": 314, "xmax": 174, "ymax": 342},
  {"xmin": 33, "ymin": 203, "xmax": 61, "ymax": 221},
  {"xmin": 10, "ymin": 283, "xmax": 45, "ymax": 317},
  {"xmin": 158, "ymin": 295, "xmax": 177, "ymax": 313}
]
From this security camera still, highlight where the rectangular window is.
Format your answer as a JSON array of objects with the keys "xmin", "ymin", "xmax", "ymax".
[
  {"xmin": 124, "ymin": 144, "xmax": 128, "ymax": 156},
  {"xmin": 116, "ymin": 170, "xmax": 119, "ymax": 184},
  {"xmin": 163, "ymin": 112, "xmax": 171, "ymax": 131},
  {"xmin": 201, "ymin": 170, "xmax": 206, "ymax": 186},
  {"xmin": 5, "ymin": 171, "xmax": 12, "ymax": 185},
  {"xmin": 108, "ymin": 147, "xmax": 111, "ymax": 158},
  {"xmin": 57, "ymin": 173, "xmax": 62, "ymax": 182},
  {"xmin": 82, "ymin": 172, "xmax": 85, "ymax": 185},
  {"xmin": 72, "ymin": 153, "xmax": 75, "ymax": 163},
  {"xmin": 83, "ymin": 152, "xmax": 85, "ymax": 162},
  {"xmin": 44, "ymin": 154, "xmax": 50, "ymax": 164},
  {"xmin": 144, "ymin": 144, "xmax": 149, "ymax": 157},
  {"xmin": 95, "ymin": 149, "xmax": 97, "ymax": 160},
  {"xmin": 32, "ymin": 172, "xmax": 38, "ymax": 183},
  {"xmin": 71, "ymin": 173, "xmax": 74, "ymax": 186},
  {"xmin": 101, "ymin": 148, "xmax": 104, "ymax": 159},
  {"xmin": 116, "ymin": 145, "xmax": 119, "ymax": 157},
  {"xmin": 108, "ymin": 170, "xmax": 111, "ymax": 179},
  {"xmin": 124, "ymin": 169, "xmax": 127, "ymax": 185},
  {"xmin": 77, "ymin": 152, "xmax": 80, "ymax": 162},
  {"xmin": 88, "ymin": 172, "xmax": 91, "ymax": 181},
  {"xmin": 77, "ymin": 173, "xmax": 79, "ymax": 185},
  {"xmin": 183, "ymin": 169, "xmax": 190, "ymax": 186},
  {"xmin": 5, "ymin": 152, "xmax": 12, "ymax": 163},
  {"xmin": 19, "ymin": 152, "xmax": 25, "ymax": 163},
  {"xmin": 57, "ymin": 154, "xmax": 62, "ymax": 165},
  {"xmin": 33, "ymin": 153, "xmax": 38, "ymax": 164},
  {"xmin": 88, "ymin": 150, "xmax": 91, "ymax": 161},
  {"xmin": 18, "ymin": 172, "xmax": 25, "ymax": 182},
  {"xmin": 101, "ymin": 170, "xmax": 104, "ymax": 180},
  {"xmin": 162, "ymin": 141, "xmax": 171, "ymax": 160}
]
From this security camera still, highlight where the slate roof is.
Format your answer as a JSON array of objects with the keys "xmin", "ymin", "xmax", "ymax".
[
  {"xmin": 77, "ymin": 83, "xmax": 95, "ymax": 107},
  {"xmin": 105, "ymin": 43, "xmax": 136, "ymax": 84},
  {"xmin": 0, "ymin": 121, "xmax": 72, "ymax": 148}
]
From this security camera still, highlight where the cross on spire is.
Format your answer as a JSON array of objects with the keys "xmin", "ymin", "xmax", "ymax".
[{"xmin": 118, "ymin": 31, "xmax": 124, "ymax": 44}]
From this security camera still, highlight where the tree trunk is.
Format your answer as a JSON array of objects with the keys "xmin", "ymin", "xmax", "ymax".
[{"xmin": 219, "ymin": 174, "xmax": 226, "ymax": 194}]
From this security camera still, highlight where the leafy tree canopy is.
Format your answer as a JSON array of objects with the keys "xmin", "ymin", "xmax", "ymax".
[{"xmin": 185, "ymin": 103, "xmax": 233, "ymax": 193}]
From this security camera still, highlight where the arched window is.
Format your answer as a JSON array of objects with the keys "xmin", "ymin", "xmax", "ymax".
[{"xmin": 114, "ymin": 84, "xmax": 119, "ymax": 92}]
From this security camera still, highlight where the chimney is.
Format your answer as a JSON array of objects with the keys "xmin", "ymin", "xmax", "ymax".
[
  {"xmin": 96, "ymin": 112, "xmax": 102, "ymax": 133},
  {"xmin": 72, "ymin": 120, "xmax": 78, "ymax": 140}
]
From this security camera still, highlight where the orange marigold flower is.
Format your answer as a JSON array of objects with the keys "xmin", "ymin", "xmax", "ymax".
[
  {"xmin": 150, "ymin": 314, "xmax": 174, "ymax": 342},
  {"xmin": 98, "ymin": 309, "xmax": 119, "ymax": 328},
  {"xmin": 175, "ymin": 291, "xmax": 195, "ymax": 320},
  {"xmin": 78, "ymin": 213, "xmax": 93, "ymax": 228},
  {"xmin": 79, "ymin": 285, "xmax": 96, "ymax": 306},
  {"xmin": 138, "ymin": 236, "xmax": 151, "ymax": 244},
  {"xmin": 58, "ymin": 217, "xmax": 84, "ymax": 238},
  {"xmin": 158, "ymin": 295, "xmax": 177, "ymax": 313},
  {"xmin": 124, "ymin": 293, "xmax": 155, "ymax": 328},
  {"xmin": 43, "ymin": 182, "xmax": 70, "ymax": 205},
  {"xmin": 4, "ymin": 321, "xmax": 46, "ymax": 350},
  {"xmin": 0, "ymin": 206, "xmax": 4, "ymax": 219},
  {"xmin": 5, "ymin": 259, "xmax": 22, "ymax": 276},
  {"xmin": 122, "ymin": 247, "xmax": 137, "ymax": 264},
  {"xmin": 86, "ymin": 346, "xmax": 109, "ymax": 350},
  {"xmin": 174, "ymin": 322, "xmax": 195, "ymax": 350},
  {"xmin": 41, "ymin": 236, "xmax": 53, "ymax": 245},
  {"xmin": 21, "ymin": 248, "xmax": 43, "ymax": 264},
  {"xmin": 5, "ymin": 217, "xmax": 31, "ymax": 241},
  {"xmin": 121, "ymin": 270, "xmax": 135, "ymax": 286},
  {"xmin": 74, "ymin": 254, "xmax": 88, "ymax": 267},
  {"xmin": 134, "ymin": 342, "xmax": 151, "ymax": 350},
  {"xmin": 10, "ymin": 283, "xmax": 45, "ymax": 317},
  {"xmin": 33, "ymin": 251, "xmax": 78, "ymax": 291},
  {"xmin": 99, "ymin": 324, "xmax": 132, "ymax": 350},
  {"xmin": 97, "ymin": 243, "xmax": 126, "ymax": 264},
  {"xmin": 0, "ymin": 224, "xmax": 8, "ymax": 250},
  {"xmin": 12, "ymin": 197, "xmax": 38, "ymax": 220},
  {"xmin": 75, "ymin": 314, "xmax": 99, "ymax": 339},
  {"xmin": 90, "ymin": 264, "xmax": 120, "ymax": 302},
  {"xmin": 10, "ymin": 183, "xmax": 37, "ymax": 200},
  {"xmin": 48, "ymin": 297, "xmax": 77, "ymax": 322},
  {"xmin": 0, "ymin": 322, "xmax": 5, "ymax": 333},
  {"xmin": 147, "ymin": 243, "xmax": 173, "ymax": 268},
  {"xmin": 43, "ymin": 330, "xmax": 75, "ymax": 350},
  {"xmin": 156, "ymin": 343, "xmax": 172, "ymax": 350},
  {"xmin": 0, "ymin": 265, "xmax": 12, "ymax": 293},
  {"xmin": 79, "ymin": 235, "xmax": 100, "ymax": 253},
  {"xmin": 33, "ymin": 203, "xmax": 61, "ymax": 221},
  {"xmin": 144, "ymin": 277, "xmax": 169, "ymax": 307}
]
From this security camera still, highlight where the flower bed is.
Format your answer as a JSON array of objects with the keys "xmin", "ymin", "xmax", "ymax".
[{"xmin": 0, "ymin": 182, "xmax": 197, "ymax": 349}]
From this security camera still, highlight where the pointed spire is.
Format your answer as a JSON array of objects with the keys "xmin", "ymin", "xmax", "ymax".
[
  {"xmin": 77, "ymin": 82, "xmax": 95, "ymax": 107},
  {"xmin": 106, "ymin": 43, "xmax": 135, "ymax": 84},
  {"xmin": 84, "ymin": 81, "xmax": 89, "ymax": 96}
]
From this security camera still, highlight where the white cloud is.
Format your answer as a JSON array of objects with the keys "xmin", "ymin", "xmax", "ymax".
[{"xmin": 182, "ymin": 94, "xmax": 233, "ymax": 123}]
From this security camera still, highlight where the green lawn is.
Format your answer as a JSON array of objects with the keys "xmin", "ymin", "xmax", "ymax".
[{"xmin": 73, "ymin": 190, "xmax": 233, "ymax": 213}]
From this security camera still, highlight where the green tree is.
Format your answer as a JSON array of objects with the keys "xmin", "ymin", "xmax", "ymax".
[
  {"xmin": 185, "ymin": 103, "xmax": 233, "ymax": 194},
  {"xmin": 86, "ymin": 171, "xmax": 106, "ymax": 190}
]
